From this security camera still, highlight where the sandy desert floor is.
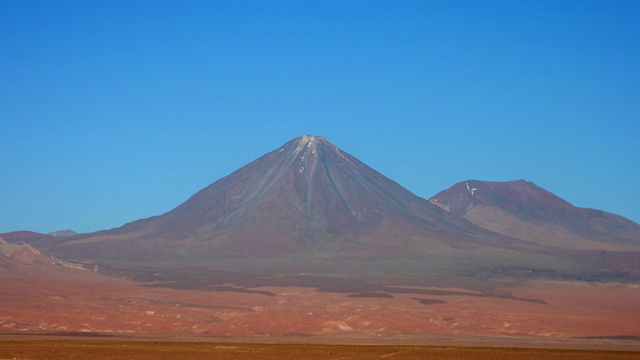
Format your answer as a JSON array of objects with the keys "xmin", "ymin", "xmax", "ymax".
[
  {"xmin": 2, "ymin": 268, "xmax": 640, "ymax": 339},
  {"xmin": 1, "ymin": 339, "xmax": 639, "ymax": 360},
  {"xmin": 2, "ymin": 263, "xmax": 640, "ymax": 356}
]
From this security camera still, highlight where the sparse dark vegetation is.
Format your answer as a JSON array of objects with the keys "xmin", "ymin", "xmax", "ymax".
[
  {"xmin": 346, "ymin": 292, "xmax": 394, "ymax": 298},
  {"xmin": 413, "ymin": 298, "xmax": 445, "ymax": 305}
]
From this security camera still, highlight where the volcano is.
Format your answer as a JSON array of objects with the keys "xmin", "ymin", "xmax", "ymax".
[
  {"xmin": 35, "ymin": 136, "xmax": 544, "ymax": 264},
  {"xmin": 430, "ymin": 180, "xmax": 640, "ymax": 251}
]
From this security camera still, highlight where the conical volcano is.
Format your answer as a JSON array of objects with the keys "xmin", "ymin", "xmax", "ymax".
[{"xmin": 41, "ymin": 136, "xmax": 539, "ymax": 261}]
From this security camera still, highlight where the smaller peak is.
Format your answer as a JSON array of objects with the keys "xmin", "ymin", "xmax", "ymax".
[
  {"xmin": 461, "ymin": 179, "xmax": 531, "ymax": 187},
  {"xmin": 507, "ymin": 179, "xmax": 541, "ymax": 189}
]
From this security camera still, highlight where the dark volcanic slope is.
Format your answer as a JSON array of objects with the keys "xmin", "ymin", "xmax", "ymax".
[
  {"xmin": 38, "ymin": 136, "xmax": 542, "ymax": 262},
  {"xmin": 430, "ymin": 180, "xmax": 640, "ymax": 251}
]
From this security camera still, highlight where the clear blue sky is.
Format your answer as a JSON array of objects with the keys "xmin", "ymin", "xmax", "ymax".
[{"xmin": 2, "ymin": 0, "xmax": 639, "ymax": 233}]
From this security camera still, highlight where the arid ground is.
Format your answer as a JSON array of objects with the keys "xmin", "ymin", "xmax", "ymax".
[
  {"xmin": 2, "ymin": 262, "xmax": 640, "ymax": 341},
  {"xmin": 2, "ymin": 251, "xmax": 640, "ymax": 359}
]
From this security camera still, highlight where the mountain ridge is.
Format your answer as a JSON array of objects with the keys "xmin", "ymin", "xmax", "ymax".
[{"xmin": 430, "ymin": 179, "xmax": 640, "ymax": 251}]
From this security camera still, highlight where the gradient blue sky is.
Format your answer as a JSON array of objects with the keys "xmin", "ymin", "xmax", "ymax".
[{"xmin": 2, "ymin": 0, "xmax": 639, "ymax": 233}]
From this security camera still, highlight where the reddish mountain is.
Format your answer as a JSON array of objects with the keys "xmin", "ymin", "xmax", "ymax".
[
  {"xmin": 430, "ymin": 180, "xmax": 640, "ymax": 251},
  {"xmin": 33, "ymin": 136, "xmax": 542, "ymax": 263}
]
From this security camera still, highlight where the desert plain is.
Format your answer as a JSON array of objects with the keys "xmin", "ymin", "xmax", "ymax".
[
  {"xmin": 2, "ymin": 261, "xmax": 640, "ymax": 359},
  {"xmin": 2, "ymin": 338, "xmax": 640, "ymax": 360}
]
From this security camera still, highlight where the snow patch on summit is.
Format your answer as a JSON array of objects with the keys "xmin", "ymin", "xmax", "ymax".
[
  {"xmin": 466, "ymin": 182, "xmax": 477, "ymax": 197},
  {"xmin": 296, "ymin": 135, "xmax": 317, "ymax": 152}
]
